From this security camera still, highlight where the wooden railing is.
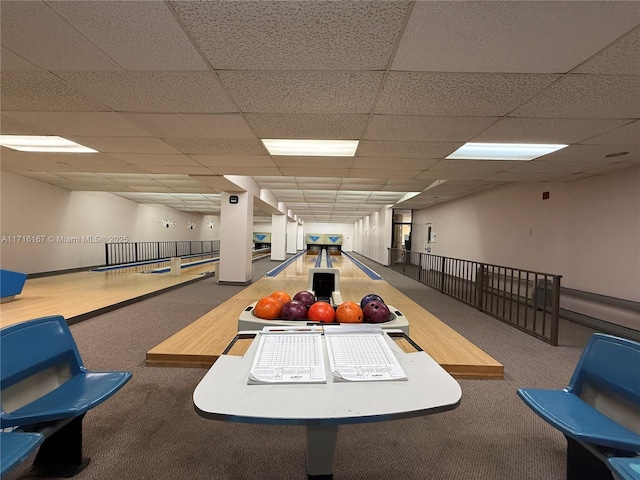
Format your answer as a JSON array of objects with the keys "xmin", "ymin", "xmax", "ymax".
[{"xmin": 388, "ymin": 248, "xmax": 561, "ymax": 345}]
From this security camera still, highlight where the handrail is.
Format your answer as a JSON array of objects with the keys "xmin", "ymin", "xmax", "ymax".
[
  {"xmin": 105, "ymin": 240, "xmax": 220, "ymax": 267},
  {"xmin": 388, "ymin": 248, "xmax": 561, "ymax": 345}
]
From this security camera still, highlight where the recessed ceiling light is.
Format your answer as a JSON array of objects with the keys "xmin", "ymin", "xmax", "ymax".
[
  {"xmin": 0, "ymin": 135, "xmax": 98, "ymax": 153},
  {"xmin": 446, "ymin": 143, "xmax": 568, "ymax": 161},
  {"xmin": 262, "ymin": 139, "xmax": 358, "ymax": 157}
]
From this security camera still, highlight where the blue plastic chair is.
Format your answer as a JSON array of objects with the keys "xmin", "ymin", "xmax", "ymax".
[
  {"xmin": 517, "ymin": 333, "xmax": 640, "ymax": 452},
  {"xmin": 0, "ymin": 432, "xmax": 44, "ymax": 476},
  {"xmin": 1, "ymin": 315, "xmax": 132, "ymax": 476},
  {"xmin": 609, "ymin": 457, "xmax": 640, "ymax": 480}
]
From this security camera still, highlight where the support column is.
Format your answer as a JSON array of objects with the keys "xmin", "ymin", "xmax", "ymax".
[
  {"xmin": 271, "ymin": 214, "xmax": 287, "ymax": 261},
  {"xmin": 218, "ymin": 192, "xmax": 253, "ymax": 284},
  {"xmin": 286, "ymin": 219, "xmax": 297, "ymax": 254}
]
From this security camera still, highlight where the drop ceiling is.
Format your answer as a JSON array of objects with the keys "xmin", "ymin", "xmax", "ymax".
[{"xmin": 1, "ymin": 1, "xmax": 638, "ymax": 223}]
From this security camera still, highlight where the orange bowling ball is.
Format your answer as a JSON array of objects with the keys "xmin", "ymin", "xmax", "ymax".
[
  {"xmin": 254, "ymin": 296, "xmax": 282, "ymax": 320},
  {"xmin": 335, "ymin": 302, "xmax": 363, "ymax": 323},
  {"xmin": 269, "ymin": 290, "xmax": 292, "ymax": 306}
]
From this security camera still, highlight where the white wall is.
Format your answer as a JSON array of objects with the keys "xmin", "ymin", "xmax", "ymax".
[
  {"xmin": 0, "ymin": 172, "xmax": 218, "ymax": 274},
  {"xmin": 351, "ymin": 205, "xmax": 394, "ymax": 265},
  {"xmin": 411, "ymin": 166, "xmax": 640, "ymax": 302}
]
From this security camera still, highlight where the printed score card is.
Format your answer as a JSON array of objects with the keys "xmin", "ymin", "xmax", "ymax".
[{"xmin": 248, "ymin": 327, "xmax": 327, "ymax": 384}]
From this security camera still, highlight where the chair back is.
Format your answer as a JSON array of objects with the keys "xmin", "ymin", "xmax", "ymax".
[
  {"xmin": 1, "ymin": 316, "xmax": 85, "ymax": 412},
  {"xmin": 568, "ymin": 333, "xmax": 640, "ymax": 434}
]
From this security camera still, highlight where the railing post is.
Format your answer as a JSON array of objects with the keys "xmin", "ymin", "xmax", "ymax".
[
  {"xmin": 550, "ymin": 275, "xmax": 562, "ymax": 346},
  {"xmin": 440, "ymin": 256, "xmax": 446, "ymax": 293},
  {"xmin": 105, "ymin": 243, "xmax": 109, "ymax": 266},
  {"xmin": 477, "ymin": 263, "xmax": 485, "ymax": 311}
]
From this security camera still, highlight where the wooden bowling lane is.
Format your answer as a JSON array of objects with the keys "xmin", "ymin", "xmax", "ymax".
[
  {"xmin": 0, "ymin": 265, "xmax": 215, "ymax": 328},
  {"xmin": 146, "ymin": 253, "xmax": 504, "ymax": 379}
]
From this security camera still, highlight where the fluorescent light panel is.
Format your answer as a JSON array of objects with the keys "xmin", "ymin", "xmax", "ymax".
[
  {"xmin": 446, "ymin": 143, "xmax": 568, "ymax": 161},
  {"xmin": 0, "ymin": 135, "xmax": 98, "ymax": 153},
  {"xmin": 262, "ymin": 139, "xmax": 358, "ymax": 157}
]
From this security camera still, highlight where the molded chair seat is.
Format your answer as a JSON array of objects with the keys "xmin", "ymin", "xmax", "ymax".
[
  {"xmin": 0, "ymin": 432, "xmax": 44, "ymax": 476},
  {"xmin": 517, "ymin": 388, "xmax": 640, "ymax": 452},
  {"xmin": 608, "ymin": 457, "xmax": 640, "ymax": 480},
  {"xmin": 1, "ymin": 371, "xmax": 132, "ymax": 428}
]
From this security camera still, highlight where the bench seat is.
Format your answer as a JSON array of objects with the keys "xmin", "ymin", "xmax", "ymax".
[
  {"xmin": 0, "ymin": 432, "xmax": 44, "ymax": 476},
  {"xmin": 1, "ymin": 371, "xmax": 131, "ymax": 428},
  {"xmin": 518, "ymin": 388, "xmax": 640, "ymax": 452}
]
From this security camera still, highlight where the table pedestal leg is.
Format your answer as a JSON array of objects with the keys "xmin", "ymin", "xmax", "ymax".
[{"xmin": 306, "ymin": 424, "xmax": 338, "ymax": 479}]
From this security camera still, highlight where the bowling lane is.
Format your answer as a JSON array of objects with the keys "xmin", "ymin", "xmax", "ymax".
[{"xmin": 276, "ymin": 252, "xmax": 374, "ymax": 280}]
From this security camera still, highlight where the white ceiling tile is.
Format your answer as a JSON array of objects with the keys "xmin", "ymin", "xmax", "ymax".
[
  {"xmin": 487, "ymin": 172, "xmax": 573, "ymax": 182},
  {"xmin": 3, "ymin": 112, "xmax": 153, "ymax": 137},
  {"xmin": 0, "ymin": 47, "xmax": 41, "ymax": 71},
  {"xmin": 505, "ymin": 160, "xmax": 617, "ymax": 174},
  {"xmin": 393, "ymin": 2, "xmax": 640, "ymax": 73},
  {"xmin": 109, "ymin": 154, "xmax": 199, "ymax": 166},
  {"xmin": 139, "ymin": 166, "xmax": 215, "ymax": 176},
  {"xmin": 536, "ymin": 144, "xmax": 639, "ymax": 162},
  {"xmin": 473, "ymin": 117, "xmax": 632, "ymax": 144},
  {"xmin": 279, "ymin": 168, "xmax": 351, "ymax": 177},
  {"xmin": 70, "ymin": 137, "xmax": 180, "ymax": 154},
  {"xmin": 357, "ymin": 141, "xmax": 459, "ymax": 159},
  {"xmin": 511, "ymin": 75, "xmax": 640, "ymax": 118},
  {"xmin": 49, "ymin": 1, "xmax": 207, "ymax": 71},
  {"xmin": 170, "ymin": 0, "xmax": 409, "ymax": 70},
  {"xmin": 1, "ymin": 1, "xmax": 121, "ymax": 71},
  {"xmin": 214, "ymin": 167, "xmax": 281, "ymax": 176},
  {"xmin": 180, "ymin": 114, "xmax": 256, "ymax": 139},
  {"xmin": 376, "ymin": 73, "xmax": 559, "ymax": 116},
  {"xmin": 581, "ymin": 121, "xmax": 640, "ymax": 145},
  {"xmin": 57, "ymin": 71, "xmax": 237, "ymax": 113},
  {"xmin": 192, "ymin": 155, "xmax": 275, "ymax": 167},
  {"xmin": 430, "ymin": 160, "xmax": 517, "ymax": 172},
  {"xmin": 121, "ymin": 114, "xmax": 204, "ymax": 138},
  {"xmin": 1, "ymin": 71, "xmax": 111, "ymax": 112},
  {"xmin": 218, "ymin": 72, "xmax": 383, "ymax": 114},
  {"xmin": 163, "ymin": 139, "xmax": 266, "ymax": 155},
  {"xmin": 347, "ymin": 169, "xmax": 419, "ymax": 179},
  {"xmin": 418, "ymin": 170, "xmax": 492, "ymax": 181},
  {"xmin": 245, "ymin": 114, "xmax": 368, "ymax": 139},
  {"xmin": 272, "ymin": 157, "xmax": 354, "ymax": 169},
  {"xmin": 352, "ymin": 157, "xmax": 438, "ymax": 170},
  {"xmin": 574, "ymin": 26, "xmax": 640, "ymax": 75},
  {"xmin": 365, "ymin": 115, "xmax": 498, "ymax": 142}
]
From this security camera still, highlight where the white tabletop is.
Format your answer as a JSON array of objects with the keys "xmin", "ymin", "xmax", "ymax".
[{"xmin": 193, "ymin": 333, "xmax": 462, "ymax": 426}]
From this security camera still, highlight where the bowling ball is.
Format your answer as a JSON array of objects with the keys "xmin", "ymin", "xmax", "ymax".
[
  {"xmin": 362, "ymin": 300, "xmax": 391, "ymax": 323},
  {"xmin": 360, "ymin": 293, "xmax": 384, "ymax": 309},
  {"xmin": 307, "ymin": 301, "xmax": 336, "ymax": 323},
  {"xmin": 335, "ymin": 302, "xmax": 363, "ymax": 323},
  {"xmin": 280, "ymin": 300, "xmax": 308, "ymax": 321},
  {"xmin": 253, "ymin": 296, "xmax": 282, "ymax": 320},
  {"xmin": 270, "ymin": 290, "xmax": 291, "ymax": 306},
  {"xmin": 293, "ymin": 290, "xmax": 316, "ymax": 308}
]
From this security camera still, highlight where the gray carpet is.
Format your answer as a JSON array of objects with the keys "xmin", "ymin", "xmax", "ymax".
[{"xmin": 6, "ymin": 256, "xmax": 599, "ymax": 480}]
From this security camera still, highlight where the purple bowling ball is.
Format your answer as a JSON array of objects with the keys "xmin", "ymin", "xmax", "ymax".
[
  {"xmin": 280, "ymin": 300, "xmax": 308, "ymax": 320},
  {"xmin": 362, "ymin": 300, "xmax": 391, "ymax": 323},
  {"xmin": 293, "ymin": 291, "xmax": 316, "ymax": 308},
  {"xmin": 360, "ymin": 293, "xmax": 384, "ymax": 309}
]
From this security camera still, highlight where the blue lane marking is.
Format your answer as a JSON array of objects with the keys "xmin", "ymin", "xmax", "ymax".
[
  {"xmin": 265, "ymin": 250, "xmax": 308, "ymax": 277},
  {"xmin": 341, "ymin": 251, "xmax": 383, "ymax": 280},
  {"xmin": 325, "ymin": 251, "xmax": 333, "ymax": 268},
  {"xmin": 314, "ymin": 251, "xmax": 323, "ymax": 268}
]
